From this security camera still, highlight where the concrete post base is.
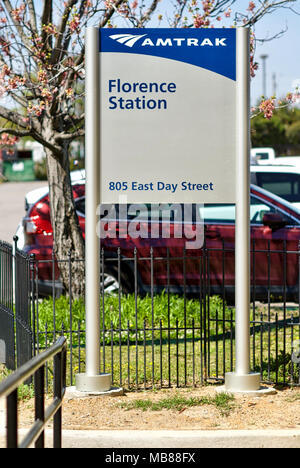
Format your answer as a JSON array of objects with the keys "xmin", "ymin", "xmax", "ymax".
[
  {"xmin": 217, "ymin": 372, "xmax": 276, "ymax": 396},
  {"xmin": 225, "ymin": 372, "xmax": 261, "ymax": 392},
  {"xmin": 75, "ymin": 373, "xmax": 111, "ymax": 393}
]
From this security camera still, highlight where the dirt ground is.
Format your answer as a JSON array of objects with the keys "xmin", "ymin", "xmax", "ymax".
[{"xmin": 17, "ymin": 385, "xmax": 300, "ymax": 431}]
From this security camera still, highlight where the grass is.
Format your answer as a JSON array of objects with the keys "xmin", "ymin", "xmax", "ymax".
[
  {"xmin": 29, "ymin": 293, "xmax": 300, "ymax": 390},
  {"xmin": 0, "ymin": 364, "xmax": 9, "ymax": 384},
  {"xmin": 284, "ymin": 391, "xmax": 300, "ymax": 402},
  {"xmin": 37, "ymin": 292, "xmax": 232, "ymax": 343},
  {"xmin": 119, "ymin": 392, "xmax": 235, "ymax": 416},
  {"xmin": 0, "ymin": 364, "xmax": 34, "ymax": 401},
  {"xmin": 35, "ymin": 296, "xmax": 300, "ymax": 390}
]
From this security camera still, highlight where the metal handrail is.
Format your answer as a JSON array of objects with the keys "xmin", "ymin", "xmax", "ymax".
[
  {"xmin": 0, "ymin": 337, "xmax": 66, "ymax": 398},
  {"xmin": 0, "ymin": 336, "xmax": 67, "ymax": 449}
]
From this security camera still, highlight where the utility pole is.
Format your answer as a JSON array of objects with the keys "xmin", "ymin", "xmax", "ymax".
[
  {"xmin": 272, "ymin": 72, "xmax": 277, "ymax": 97},
  {"xmin": 260, "ymin": 54, "xmax": 268, "ymax": 96}
]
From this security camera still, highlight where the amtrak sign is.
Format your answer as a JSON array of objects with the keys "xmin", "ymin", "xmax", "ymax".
[
  {"xmin": 79, "ymin": 27, "xmax": 261, "ymax": 395},
  {"xmin": 99, "ymin": 28, "xmax": 237, "ymax": 204}
]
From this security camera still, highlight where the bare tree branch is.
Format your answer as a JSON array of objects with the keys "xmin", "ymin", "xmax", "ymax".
[
  {"xmin": 27, "ymin": 0, "xmax": 38, "ymax": 32},
  {"xmin": 0, "ymin": 127, "xmax": 31, "ymax": 137},
  {"xmin": 243, "ymin": 0, "xmax": 297, "ymax": 26},
  {"xmin": 0, "ymin": 105, "xmax": 28, "ymax": 130},
  {"xmin": 2, "ymin": 0, "xmax": 32, "ymax": 50},
  {"xmin": 99, "ymin": 0, "xmax": 126, "ymax": 27},
  {"xmin": 54, "ymin": 128, "xmax": 85, "ymax": 142},
  {"xmin": 136, "ymin": 0, "xmax": 160, "ymax": 27}
]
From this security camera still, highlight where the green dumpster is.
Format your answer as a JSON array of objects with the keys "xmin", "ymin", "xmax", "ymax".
[{"xmin": 3, "ymin": 159, "xmax": 36, "ymax": 181}]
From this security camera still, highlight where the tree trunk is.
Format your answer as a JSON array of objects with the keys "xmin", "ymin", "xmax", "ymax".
[{"xmin": 45, "ymin": 138, "xmax": 85, "ymax": 299}]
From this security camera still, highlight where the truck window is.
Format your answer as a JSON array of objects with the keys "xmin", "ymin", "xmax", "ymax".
[
  {"xmin": 256, "ymin": 152, "xmax": 269, "ymax": 160},
  {"xmin": 256, "ymin": 172, "xmax": 300, "ymax": 203}
]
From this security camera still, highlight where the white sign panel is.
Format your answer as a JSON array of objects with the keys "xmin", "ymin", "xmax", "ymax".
[{"xmin": 99, "ymin": 28, "xmax": 237, "ymax": 204}]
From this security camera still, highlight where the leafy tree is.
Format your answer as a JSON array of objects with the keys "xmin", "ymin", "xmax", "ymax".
[
  {"xmin": 251, "ymin": 112, "xmax": 286, "ymax": 147},
  {"xmin": 286, "ymin": 119, "xmax": 300, "ymax": 146},
  {"xmin": 0, "ymin": 0, "xmax": 297, "ymax": 296},
  {"xmin": 251, "ymin": 106, "xmax": 300, "ymax": 150}
]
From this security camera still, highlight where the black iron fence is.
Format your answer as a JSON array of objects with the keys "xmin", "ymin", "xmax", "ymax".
[
  {"xmin": 0, "ymin": 337, "xmax": 67, "ymax": 448},
  {"xmin": 0, "ymin": 240, "xmax": 33, "ymax": 371},
  {"xmin": 0, "ymin": 241, "xmax": 14, "ymax": 370},
  {"xmin": 0, "ymin": 238, "xmax": 300, "ymax": 390}
]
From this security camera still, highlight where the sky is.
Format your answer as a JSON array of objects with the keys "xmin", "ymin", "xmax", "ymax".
[
  {"xmin": 149, "ymin": 0, "xmax": 300, "ymax": 105},
  {"xmin": 247, "ymin": 0, "xmax": 300, "ymax": 104}
]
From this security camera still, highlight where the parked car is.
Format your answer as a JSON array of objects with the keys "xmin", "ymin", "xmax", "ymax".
[
  {"xmin": 15, "ymin": 169, "xmax": 86, "ymax": 250},
  {"xmin": 17, "ymin": 179, "xmax": 300, "ymax": 302},
  {"xmin": 251, "ymin": 165, "xmax": 300, "ymax": 210}
]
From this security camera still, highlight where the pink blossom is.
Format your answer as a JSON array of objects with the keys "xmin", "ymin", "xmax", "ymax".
[
  {"xmin": 41, "ymin": 88, "xmax": 53, "ymax": 102},
  {"xmin": 259, "ymin": 98, "xmax": 275, "ymax": 120},
  {"xmin": 250, "ymin": 55, "xmax": 258, "ymax": 78},
  {"xmin": 247, "ymin": 1, "xmax": 255, "ymax": 12},
  {"xmin": 202, "ymin": 0, "xmax": 212, "ymax": 13},
  {"xmin": 69, "ymin": 15, "xmax": 80, "ymax": 33},
  {"xmin": 11, "ymin": 3, "xmax": 26, "ymax": 23},
  {"xmin": 37, "ymin": 69, "xmax": 48, "ymax": 84},
  {"xmin": 194, "ymin": 14, "xmax": 210, "ymax": 27},
  {"xmin": 0, "ymin": 133, "xmax": 19, "ymax": 147},
  {"xmin": 84, "ymin": 0, "xmax": 93, "ymax": 14},
  {"xmin": 42, "ymin": 23, "xmax": 58, "ymax": 35},
  {"xmin": 66, "ymin": 88, "xmax": 74, "ymax": 98},
  {"xmin": 0, "ymin": 36, "xmax": 11, "ymax": 56},
  {"xmin": 27, "ymin": 101, "xmax": 46, "ymax": 117}
]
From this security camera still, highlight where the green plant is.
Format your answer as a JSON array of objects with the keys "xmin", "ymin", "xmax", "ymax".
[
  {"xmin": 0, "ymin": 365, "xmax": 34, "ymax": 401},
  {"xmin": 285, "ymin": 391, "xmax": 300, "ymax": 402},
  {"xmin": 0, "ymin": 364, "xmax": 9, "ymax": 383},
  {"xmin": 17, "ymin": 383, "xmax": 34, "ymax": 401},
  {"xmin": 37, "ymin": 292, "xmax": 233, "ymax": 346},
  {"xmin": 118, "ymin": 391, "xmax": 235, "ymax": 415},
  {"xmin": 34, "ymin": 160, "xmax": 47, "ymax": 180}
]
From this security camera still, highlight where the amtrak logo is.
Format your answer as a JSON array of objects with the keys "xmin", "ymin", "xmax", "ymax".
[
  {"xmin": 109, "ymin": 33, "xmax": 227, "ymax": 48},
  {"xmin": 109, "ymin": 33, "xmax": 147, "ymax": 48}
]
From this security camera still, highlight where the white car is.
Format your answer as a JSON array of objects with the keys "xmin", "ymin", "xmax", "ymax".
[
  {"xmin": 16, "ymin": 169, "xmax": 86, "ymax": 249},
  {"xmin": 251, "ymin": 164, "xmax": 300, "ymax": 210}
]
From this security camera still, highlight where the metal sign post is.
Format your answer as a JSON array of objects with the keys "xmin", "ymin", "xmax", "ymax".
[
  {"xmin": 76, "ymin": 28, "xmax": 111, "ymax": 392},
  {"xmin": 224, "ymin": 28, "xmax": 260, "ymax": 392}
]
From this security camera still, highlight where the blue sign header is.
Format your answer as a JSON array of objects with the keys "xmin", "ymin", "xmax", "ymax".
[{"xmin": 100, "ymin": 28, "xmax": 236, "ymax": 81}]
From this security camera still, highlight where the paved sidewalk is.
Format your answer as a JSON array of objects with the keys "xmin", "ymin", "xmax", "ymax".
[
  {"xmin": 0, "ymin": 398, "xmax": 4, "ymax": 431},
  {"xmin": 1, "ymin": 429, "xmax": 300, "ymax": 448},
  {"xmin": 0, "ymin": 180, "xmax": 47, "ymax": 243}
]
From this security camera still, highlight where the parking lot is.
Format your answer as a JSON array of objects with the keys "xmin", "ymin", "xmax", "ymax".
[{"xmin": 0, "ymin": 181, "xmax": 47, "ymax": 244}]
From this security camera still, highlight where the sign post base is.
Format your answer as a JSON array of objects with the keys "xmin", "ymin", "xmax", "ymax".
[
  {"xmin": 217, "ymin": 372, "xmax": 276, "ymax": 396},
  {"xmin": 75, "ymin": 373, "xmax": 112, "ymax": 393},
  {"xmin": 224, "ymin": 372, "xmax": 260, "ymax": 392}
]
